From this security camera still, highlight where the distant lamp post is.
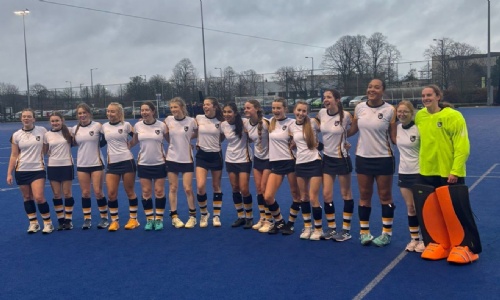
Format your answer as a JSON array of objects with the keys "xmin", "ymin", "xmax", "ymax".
[
  {"xmin": 200, "ymin": 0, "xmax": 208, "ymax": 97},
  {"xmin": 90, "ymin": 68, "xmax": 98, "ymax": 98},
  {"xmin": 65, "ymin": 81, "xmax": 72, "ymax": 106},
  {"xmin": 305, "ymin": 56, "xmax": 314, "ymax": 96},
  {"xmin": 215, "ymin": 67, "xmax": 223, "ymax": 99},
  {"xmin": 487, "ymin": 0, "xmax": 493, "ymax": 105},
  {"xmin": 14, "ymin": 9, "xmax": 31, "ymax": 107},
  {"xmin": 433, "ymin": 38, "xmax": 445, "ymax": 90}
]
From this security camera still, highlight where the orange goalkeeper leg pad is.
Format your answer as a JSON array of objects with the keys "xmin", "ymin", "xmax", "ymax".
[{"xmin": 447, "ymin": 246, "xmax": 479, "ymax": 264}]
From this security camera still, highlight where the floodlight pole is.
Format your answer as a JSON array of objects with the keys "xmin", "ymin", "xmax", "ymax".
[
  {"xmin": 14, "ymin": 9, "xmax": 31, "ymax": 107},
  {"xmin": 200, "ymin": 0, "xmax": 208, "ymax": 97}
]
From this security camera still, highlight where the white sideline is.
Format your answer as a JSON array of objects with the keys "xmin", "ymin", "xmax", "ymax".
[{"xmin": 353, "ymin": 163, "xmax": 498, "ymax": 300}]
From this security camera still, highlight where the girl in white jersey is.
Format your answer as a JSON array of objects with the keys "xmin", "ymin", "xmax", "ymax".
[
  {"xmin": 101, "ymin": 102, "xmax": 138, "ymax": 231},
  {"xmin": 73, "ymin": 103, "xmax": 108, "ymax": 230},
  {"xmin": 396, "ymin": 100, "xmax": 425, "ymax": 252},
  {"xmin": 195, "ymin": 97, "xmax": 224, "ymax": 228},
  {"xmin": 289, "ymin": 101, "xmax": 323, "ymax": 240},
  {"xmin": 222, "ymin": 103, "xmax": 254, "ymax": 229},
  {"xmin": 165, "ymin": 97, "xmax": 198, "ymax": 229},
  {"xmin": 316, "ymin": 89, "xmax": 354, "ymax": 242},
  {"xmin": 243, "ymin": 100, "xmax": 273, "ymax": 232},
  {"xmin": 348, "ymin": 79, "xmax": 397, "ymax": 247},
  {"xmin": 129, "ymin": 101, "xmax": 168, "ymax": 231},
  {"xmin": 263, "ymin": 98, "xmax": 300, "ymax": 235},
  {"xmin": 7, "ymin": 108, "xmax": 54, "ymax": 234},
  {"xmin": 44, "ymin": 112, "xmax": 75, "ymax": 230}
]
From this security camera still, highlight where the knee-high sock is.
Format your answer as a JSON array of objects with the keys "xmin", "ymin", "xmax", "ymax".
[
  {"xmin": 268, "ymin": 200, "xmax": 282, "ymax": 221},
  {"xmin": 288, "ymin": 201, "xmax": 301, "ymax": 224},
  {"xmin": 96, "ymin": 197, "xmax": 108, "ymax": 219},
  {"xmin": 128, "ymin": 198, "xmax": 138, "ymax": 219},
  {"xmin": 358, "ymin": 205, "xmax": 371, "ymax": 235},
  {"xmin": 142, "ymin": 198, "xmax": 154, "ymax": 220},
  {"xmin": 324, "ymin": 202, "xmax": 335, "ymax": 229},
  {"xmin": 312, "ymin": 207, "xmax": 322, "ymax": 229},
  {"xmin": 408, "ymin": 215, "xmax": 420, "ymax": 240},
  {"xmin": 197, "ymin": 193, "xmax": 208, "ymax": 216},
  {"xmin": 243, "ymin": 195, "xmax": 253, "ymax": 219},
  {"xmin": 82, "ymin": 197, "xmax": 91, "ymax": 220},
  {"xmin": 155, "ymin": 197, "xmax": 166, "ymax": 221},
  {"xmin": 64, "ymin": 197, "xmax": 74, "ymax": 220},
  {"xmin": 342, "ymin": 199, "xmax": 354, "ymax": 231},
  {"xmin": 108, "ymin": 200, "xmax": 119, "ymax": 222},
  {"xmin": 257, "ymin": 194, "xmax": 266, "ymax": 219},
  {"xmin": 213, "ymin": 192, "xmax": 223, "ymax": 217},
  {"xmin": 52, "ymin": 198, "xmax": 64, "ymax": 222},
  {"xmin": 37, "ymin": 202, "xmax": 52, "ymax": 224},
  {"xmin": 381, "ymin": 203, "xmax": 395, "ymax": 236},
  {"xmin": 24, "ymin": 200, "xmax": 38, "ymax": 224},
  {"xmin": 232, "ymin": 192, "xmax": 244, "ymax": 218},
  {"xmin": 301, "ymin": 201, "xmax": 312, "ymax": 228}
]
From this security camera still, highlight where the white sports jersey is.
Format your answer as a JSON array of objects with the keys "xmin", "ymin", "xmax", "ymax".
[
  {"xmin": 101, "ymin": 121, "xmax": 134, "ymax": 164},
  {"xmin": 317, "ymin": 108, "xmax": 352, "ymax": 158},
  {"xmin": 245, "ymin": 118, "xmax": 269, "ymax": 160},
  {"xmin": 396, "ymin": 122, "xmax": 420, "ymax": 174},
  {"xmin": 289, "ymin": 119, "xmax": 321, "ymax": 165},
  {"xmin": 268, "ymin": 117, "xmax": 295, "ymax": 162},
  {"xmin": 196, "ymin": 115, "xmax": 222, "ymax": 152},
  {"xmin": 44, "ymin": 130, "xmax": 73, "ymax": 167},
  {"xmin": 134, "ymin": 120, "xmax": 167, "ymax": 166},
  {"xmin": 11, "ymin": 126, "xmax": 47, "ymax": 171},
  {"xmin": 354, "ymin": 102, "xmax": 396, "ymax": 158},
  {"xmin": 72, "ymin": 121, "xmax": 104, "ymax": 168},
  {"xmin": 165, "ymin": 116, "xmax": 197, "ymax": 163},
  {"xmin": 221, "ymin": 119, "xmax": 253, "ymax": 163}
]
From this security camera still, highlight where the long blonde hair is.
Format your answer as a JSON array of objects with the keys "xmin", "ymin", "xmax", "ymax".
[
  {"xmin": 294, "ymin": 100, "xmax": 315, "ymax": 150},
  {"xmin": 108, "ymin": 102, "xmax": 125, "ymax": 123},
  {"xmin": 269, "ymin": 97, "xmax": 288, "ymax": 132}
]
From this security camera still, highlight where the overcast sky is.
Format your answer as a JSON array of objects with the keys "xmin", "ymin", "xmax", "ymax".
[{"xmin": 1, "ymin": 0, "xmax": 499, "ymax": 92}]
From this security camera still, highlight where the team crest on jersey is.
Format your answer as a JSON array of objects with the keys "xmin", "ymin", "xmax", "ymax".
[
  {"xmin": 215, "ymin": 124, "xmax": 220, "ymax": 129},
  {"xmin": 118, "ymin": 129, "xmax": 123, "ymax": 134},
  {"xmin": 36, "ymin": 136, "xmax": 40, "ymax": 141},
  {"xmin": 184, "ymin": 126, "xmax": 189, "ymax": 132},
  {"xmin": 378, "ymin": 113, "xmax": 383, "ymax": 119},
  {"xmin": 334, "ymin": 121, "xmax": 340, "ymax": 126},
  {"xmin": 282, "ymin": 125, "xmax": 287, "ymax": 130},
  {"xmin": 410, "ymin": 136, "xmax": 416, "ymax": 142},
  {"xmin": 155, "ymin": 130, "xmax": 160, "ymax": 135},
  {"xmin": 89, "ymin": 131, "xmax": 94, "ymax": 136},
  {"xmin": 437, "ymin": 122, "xmax": 442, "ymax": 127}
]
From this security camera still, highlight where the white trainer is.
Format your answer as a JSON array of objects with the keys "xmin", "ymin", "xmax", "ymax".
[
  {"xmin": 258, "ymin": 220, "xmax": 273, "ymax": 233},
  {"xmin": 172, "ymin": 217, "xmax": 185, "ymax": 228},
  {"xmin": 42, "ymin": 223, "xmax": 54, "ymax": 234},
  {"xmin": 300, "ymin": 227, "xmax": 312, "ymax": 239},
  {"xmin": 185, "ymin": 216, "xmax": 197, "ymax": 229},
  {"xmin": 309, "ymin": 229, "xmax": 323, "ymax": 241},
  {"xmin": 200, "ymin": 213, "xmax": 210, "ymax": 228},
  {"xmin": 27, "ymin": 223, "xmax": 40, "ymax": 234},
  {"xmin": 252, "ymin": 218, "xmax": 265, "ymax": 230},
  {"xmin": 213, "ymin": 216, "xmax": 221, "ymax": 227},
  {"xmin": 415, "ymin": 240, "xmax": 426, "ymax": 253}
]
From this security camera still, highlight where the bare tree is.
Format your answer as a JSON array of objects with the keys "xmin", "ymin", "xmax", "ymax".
[
  {"xmin": 274, "ymin": 66, "xmax": 309, "ymax": 98},
  {"xmin": 240, "ymin": 69, "xmax": 261, "ymax": 96},
  {"xmin": 170, "ymin": 58, "xmax": 198, "ymax": 101},
  {"xmin": 367, "ymin": 32, "xmax": 388, "ymax": 78},
  {"xmin": 322, "ymin": 35, "xmax": 357, "ymax": 94},
  {"xmin": 385, "ymin": 44, "xmax": 402, "ymax": 85}
]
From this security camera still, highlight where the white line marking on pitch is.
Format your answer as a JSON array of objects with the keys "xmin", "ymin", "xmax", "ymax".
[{"xmin": 353, "ymin": 163, "xmax": 498, "ymax": 300}]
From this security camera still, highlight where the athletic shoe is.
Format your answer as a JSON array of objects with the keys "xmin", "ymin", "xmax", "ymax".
[
  {"xmin": 321, "ymin": 228, "xmax": 337, "ymax": 240},
  {"xmin": 185, "ymin": 216, "xmax": 197, "ymax": 229},
  {"xmin": 97, "ymin": 218, "xmax": 109, "ymax": 229},
  {"xmin": 252, "ymin": 218, "xmax": 265, "ymax": 230},
  {"xmin": 200, "ymin": 213, "xmax": 210, "ymax": 228},
  {"xmin": 360, "ymin": 233, "xmax": 374, "ymax": 245},
  {"xmin": 405, "ymin": 239, "xmax": 420, "ymax": 252},
  {"xmin": 213, "ymin": 216, "xmax": 221, "ymax": 227},
  {"xmin": 258, "ymin": 220, "xmax": 273, "ymax": 233},
  {"xmin": 309, "ymin": 229, "xmax": 323, "ymax": 241},
  {"xmin": 332, "ymin": 230, "xmax": 352, "ymax": 242},
  {"xmin": 64, "ymin": 220, "xmax": 74, "ymax": 230},
  {"xmin": 231, "ymin": 218, "xmax": 245, "ymax": 228},
  {"xmin": 281, "ymin": 222, "xmax": 295, "ymax": 235},
  {"xmin": 415, "ymin": 241, "xmax": 426, "ymax": 253},
  {"xmin": 243, "ymin": 219, "xmax": 253, "ymax": 229},
  {"xmin": 300, "ymin": 227, "xmax": 312, "ymax": 239},
  {"xmin": 372, "ymin": 233, "xmax": 391, "ymax": 247},
  {"xmin": 172, "ymin": 217, "xmax": 185, "ymax": 228},
  {"xmin": 57, "ymin": 220, "xmax": 65, "ymax": 231},
  {"xmin": 268, "ymin": 219, "xmax": 285, "ymax": 235},
  {"xmin": 154, "ymin": 219, "xmax": 164, "ymax": 231},
  {"xmin": 82, "ymin": 218, "xmax": 92, "ymax": 230},
  {"xmin": 108, "ymin": 221, "xmax": 119, "ymax": 231},
  {"xmin": 124, "ymin": 218, "xmax": 140, "ymax": 230},
  {"xmin": 144, "ymin": 219, "xmax": 154, "ymax": 231},
  {"xmin": 42, "ymin": 223, "xmax": 54, "ymax": 234},
  {"xmin": 27, "ymin": 223, "xmax": 40, "ymax": 234}
]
